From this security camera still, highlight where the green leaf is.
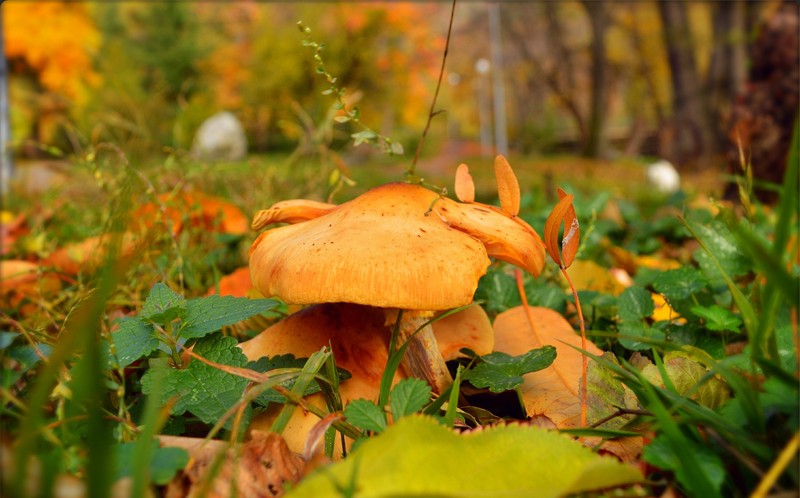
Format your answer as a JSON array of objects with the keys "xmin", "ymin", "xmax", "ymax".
[
  {"xmin": 690, "ymin": 305, "xmax": 743, "ymax": 333},
  {"xmin": 286, "ymin": 415, "xmax": 642, "ymax": 497},
  {"xmin": 109, "ymin": 318, "xmax": 159, "ymax": 368},
  {"xmin": 618, "ymin": 286, "xmax": 654, "ymax": 321},
  {"xmin": 652, "ymin": 267, "xmax": 708, "ymax": 301},
  {"xmin": 644, "ymin": 434, "xmax": 725, "ymax": 494},
  {"xmin": 351, "ymin": 130, "xmax": 376, "ymax": 146},
  {"xmin": 389, "ymin": 141, "xmax": 404, "ymax": 155},
  {"xmin": 689, "ymin": 219, "xmax": 750, "ymax": 282},
  {"xmin": 464, "ymin": 347, "xmax": 557, "ymax": 393},
  {"xmin": 474, "ymin": 267, "xmax": 521, "ymax": 316},
  {"xmin": 0, "ymin": 332, "xmax": 19, "ymax": 349},
  {"xmin": 180, "ymin": 295, "xmax": 277, "ymax": 339},
  {"xmin": 140, "ymin": 283, "xmax": 186, "ymax": 324},
  {"xmin": 618, "ymin": 322, "xmax": 664, "ymax": 351},
  {"xmin": 343, "ymin": 399, "xmax": 387, "ymax": 433},
  {"xmin": 389, "ymin": 378, "xmax": 431, "ymax": 419},
  {"xmin": 2, "ymin": 343, "xmax": 54, "ymax": 388},
  {"xmin": 114, "ymin": 441, "xmax": 189, "ymax": 485},
  {"xmin": 141, "ymin": 334, "xmax": 249, "ymax": 425}
]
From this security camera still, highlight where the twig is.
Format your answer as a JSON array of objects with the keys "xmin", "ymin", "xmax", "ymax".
[{"xmin": 408, "ymin": 0, "xmax": 457, "ymax": 180}]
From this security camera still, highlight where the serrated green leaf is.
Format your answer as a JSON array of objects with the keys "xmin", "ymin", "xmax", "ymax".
[
  {"xmin": 464, "ymin": 346, "xmax": 557, "ymax": 393},
  {"xmin": 141, "ymin": 334, "xmax": 250, "ymax": 425},
  {"xmin": 652, "ymin": 267, "xmax": 708, "ymax": 301},
  {"xmin": 618, "ymin": 286, "xmax": 654, "ymax": 321},
  {"xmin": 2, "ymin": 343, "xmax": 54, "ymax": 388},
  {"xmin": 690, "ymin": 305, "xmax": 743, "ymax": 333},
  {"xmin": 180, "ymin": 295, "xmax": 277, "ymax": 339},
  {"xmin": 114, "ymin": 441, "xmax": 189, "ymax": 485},
  {"xmin": 286, "ymin": 415, "xmax": 642, "ymax": 498},
  {"xmin": 141, "ymin": 283, "xmax": 186, "ymax": 324},
  {"xmin": 389, "ymin": 378, "xmax": 431, "ymax": 419},
  {"xmin": 344, "ymin": 399, "xmax": 386, "ymax": 433},
  {"xmin": 109, "ymin": 318, "xmax": 159, "ymax": 368}
]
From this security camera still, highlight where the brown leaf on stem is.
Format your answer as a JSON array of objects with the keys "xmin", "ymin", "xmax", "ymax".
[
  {"xmin": 454, "ymin": 163, "xmax": 475, "ymax": 203},
  {"xmin": 494, "ymin": 155, "xmax": 520, "ymax": 217},
  {"xmin": 544, "ymin": 189, "xmax": 579, "ymax": 268}
]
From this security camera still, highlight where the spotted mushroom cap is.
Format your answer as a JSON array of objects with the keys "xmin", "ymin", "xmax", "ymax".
[{"xmin": 249, "ymin": 159, "xmax": 545, "ymax": 310}]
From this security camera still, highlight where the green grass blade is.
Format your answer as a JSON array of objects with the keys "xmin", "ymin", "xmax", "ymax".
[{"xmin": 271, "ymin": 348, "xmax": 331, "ymax": 434}]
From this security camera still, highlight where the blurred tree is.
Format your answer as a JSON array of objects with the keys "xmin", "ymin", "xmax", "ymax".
[
  {"xmin": 657, "ymin": 0, "xmax": 717, "ymax": 167},
  {"xmin": 581, "ymin": 0, "xmax": 610, "ymax": 158},
  {"xmin": 4, "ymin": 1, "xmax": 99, "ymax": 155},
  {"xmin": 724, "ymin": 0, "xmax": 798, "ymax": 203}
]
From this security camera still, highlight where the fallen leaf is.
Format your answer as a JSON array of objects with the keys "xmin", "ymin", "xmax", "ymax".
[
  {"xmin": 44, "ymin": 232, "xmax": 139, "ymax": 275},
  {"xmin": 559, "ymin": 260, "xmax": 627, "ymax": 296},
  {"xmin": 493, "ymin": 306, "xmax": 643, "ymax": 460},
  {"xmin": 493, "ymin": 306, "xmax": 603, "ymax": 428},
  {"xmin": 1, "ymin": 260, "xmax": 61, "ymax": 312},
  {"xmin": 206, "ymin": 267, "xmax": 253, "ymax": 298},
  {"xmin": 160, "ymin": 431, "xmax": 305, "ymax": 498},
  {"xmin": 133, "ymin": 192, "xmax": 249, "ymax": 236},
  {"xmin": 0, "ymin": 211, "xmax": 29, "ymax": 256},
  {"xmin": 286, "ymin": 415, "xmax": 642, "ymax": 497}
]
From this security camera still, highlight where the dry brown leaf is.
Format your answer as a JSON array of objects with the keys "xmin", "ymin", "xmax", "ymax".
[
  {"xmin": 494, "ymin": 155, "xmax": 520, "ymax": 217},
  {"xmin": 160, "ymin": 431, "xmax": 305, "ymax": 498},
  {"xmin": 493, "ymin": 306, "xmax": 643, "ymax": 461},
  {"xmin": 454, "ymin": 163, "xmax": 475, "ymax": 203}
]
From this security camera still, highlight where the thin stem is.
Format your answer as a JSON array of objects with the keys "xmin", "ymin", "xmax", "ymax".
[
  {"xmin": 561, "ymin": 267, "xmax": 588, "ymax": 427},
  {"xmin": 408, "ymin": 0, "xmax": 457, "ymax": 180}
]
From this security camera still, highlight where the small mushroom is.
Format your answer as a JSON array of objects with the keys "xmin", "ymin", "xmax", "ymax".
[
  {"xmin": 248, "ymin": 156, "xmax": 544, "ymax": 393},
  {"xmin": 239, "ymin": 302, "xmax": 493, "ymax": 454}
]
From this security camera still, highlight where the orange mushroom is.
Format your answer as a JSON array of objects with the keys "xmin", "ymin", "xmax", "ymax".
[
  {"xmin": 239, "ymin": 302, "xmax": 493, "ymax": 453},
  {"xmin": 248, "ymin": 156, "xmax": 545, "ymax": 393}
]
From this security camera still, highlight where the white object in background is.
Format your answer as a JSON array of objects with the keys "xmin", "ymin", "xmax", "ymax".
[
  {"xmin": 646, "ymin": 159, "xmax": 681, "ymax": 194},
  {"xmin": 191, "ymin": 111, "xmax": 248, "ymax": 162}
]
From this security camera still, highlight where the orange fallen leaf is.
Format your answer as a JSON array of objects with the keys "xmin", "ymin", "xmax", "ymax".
[
  {"xmin": 494, "ymin": 306, "xmax": 642, "ymax": 461},
  {"xmin": 1, "ymin": 260, "xmax": 61, "ymax": 312},
  {"xmin": 493, "ymin": 305, "xmax": 602, "ymax": 428},
  {"xmin": 44, "ymin": 233, "xmax": 139, "ymax": 276},
  {"xmin": 133, "ymin": 192, "xmax": 249, "ymax": 236},
  {"xmin": 206, "ymin": 267, "xmax": 254, "ymax": 298}
]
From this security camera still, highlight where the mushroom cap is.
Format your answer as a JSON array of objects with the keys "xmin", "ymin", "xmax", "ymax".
[{"xmin": 250, "ymin": 182, "xmax": 545, "ymax": 310}]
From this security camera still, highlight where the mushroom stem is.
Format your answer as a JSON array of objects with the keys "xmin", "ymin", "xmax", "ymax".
[{"xmin": 387, "ymin": 311, "xmax": 453, "ymax": 395}]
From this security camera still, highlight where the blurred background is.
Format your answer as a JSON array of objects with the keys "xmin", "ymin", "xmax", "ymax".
[{"xmin": 3, "ymin": 1, "xmax": 798, "ymax": 200}]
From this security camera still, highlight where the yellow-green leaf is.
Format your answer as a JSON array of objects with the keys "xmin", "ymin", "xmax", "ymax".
[{"xmin": 288, "ymin": 415, "xmax": 642, "ymax": 497}]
